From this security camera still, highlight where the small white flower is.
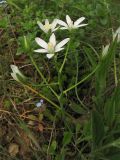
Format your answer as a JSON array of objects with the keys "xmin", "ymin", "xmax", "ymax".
[
  {"xmin": 37, "ymin": 19, "xmax": 58, "ymax": 33},
  {"xmin": 34, "ymin": 33, "xmax": 70, "ymax": 59},
  {"xmin": 113, "ymin": 27, "xmax": 120, "ymax": 43},
  {"xmin": 57, "ymin": 15, "xmax": 88, "ymax": 30},
  {"xmin": 102, "ymin": 44, "xmax": 110, "ymax": 57},
  {"xmin": 10, "ymin": 65, "xmax": 26, "ymax": 82}
]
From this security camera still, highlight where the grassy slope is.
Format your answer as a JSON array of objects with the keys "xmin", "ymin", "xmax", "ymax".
[{"xmin": 0, "ymin": 0, "xmax": 120, "ymax": 159}]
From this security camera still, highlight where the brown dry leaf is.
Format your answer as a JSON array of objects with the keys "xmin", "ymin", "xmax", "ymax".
[{"xmin": 8, "ymin": 143, "xmax": 19, "ymax": 157}]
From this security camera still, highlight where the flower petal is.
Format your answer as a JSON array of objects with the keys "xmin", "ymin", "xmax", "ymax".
[
  {"xmin": 66, "ymin": 15, "xmax": 72, "ymax": 26},
  {"xmin": 74, "ymin": 17, "xmax": 85, "ymax": 26},
  {"xmin": 52, "ymin": 27, "xmax": 59, "ymax": 32},
  {"xmin": 37, "ymin": 21, "xmax": 46, "ymax": 32},
  {"xmin": 57, "ymin": 19, "xmax": 68, "ymax": 27},
  {"xmin": 113, "ymin": 27, "xmax": 120, "ymax": 42},
  {"xmin": 102, "ymin": 44, "xmax": 110, "ymax": 57},
  {"xmin": 10, "ymin": 65, "xmax": 25, "ymax": 80},
  {"xmin": 55, "ymin": 47, "xmax": 64, "ymax": 52},
  {"xmin": 11, "ymin": 65, "xmax": 19, "ymax": 73},
  {"xmin": 74, "ymin": 24, "xmax": 88, "ymax": 28},
  {"xmin": 45, "ymin": 19, "xmax": 49, "ymax": 25},
  {"xmin": 10, "ymin": 65, "xmax": 23, "ymax": 77},
  {"xmin": 34, "ymin": 49, "xmax": 47, "ymax": 53},
  {"xmin": 11, "ymin": 73, "xmax": 18, "ymax": 82},
  {"xmin": 49, "ymin": 33, "xmax": 56, "ymax": 46},
  {"xmin": 35, "ymin": 37, "xmax": 48, "ymax": 49},
  {"xmin": 46, "ymin": 54, "xmax": 54, "ymax": 59},
  {"xmin": 51, "ymin": 19, "xmax": 57, "ymax": 30},
  {"xmin": 55, "ymin": 38, "xmax": 70, "ymax": 50}
]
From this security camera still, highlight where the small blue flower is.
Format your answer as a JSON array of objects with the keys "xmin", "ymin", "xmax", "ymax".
[
  {"xmin": 40, "ymin": 99, "xmax": 44, "ymax": 104},
  {"xmin": 0, "ymin": 0, "xmax": 7, "ymax": 4},
  {"xmin": 36, "ymin": 99, "xmax": 44, "ymax": 108}
]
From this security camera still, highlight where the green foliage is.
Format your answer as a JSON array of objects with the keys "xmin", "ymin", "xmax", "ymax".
[
  {"xmin": 0, "ymin": 0, "xmax": 120, "ymax": 160},
  {"xmin": 91, "ymin": 110, "xmax": 105, "ymax": 148}
]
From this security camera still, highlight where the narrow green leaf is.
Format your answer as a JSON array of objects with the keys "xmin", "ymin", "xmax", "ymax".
[
  {"xmin": 95, "ymin": 38, "xmax": 117, "ymax": 106},
  {"xmin": 92, "ymin": 110, "xmax": 105, "ymax": 148},
  {"xmin": 104, "ymin": 99, "xmax": 115, "ymax": 127},
  {"xmin": 83, "ymin": 46, "xmax": 97, "ymax": 67}
]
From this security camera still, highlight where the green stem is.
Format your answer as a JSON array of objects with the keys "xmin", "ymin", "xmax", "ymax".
[
  {"xmin": 63, "ymin": 65, "xmax": 99, "ymax": 94},
  {"xmin": 58, "ymin": 41, "xmax": 71, "ymax": 110},
  {"xmin": 24, "ymin": 84, "xmax": 61, "ymax": 111},
  {"xmin": 74, "ymin": 51, "xmax": 88, "ymax": 110},
  {"xmin": 59, "ymin": 40, "xmax": 71, "ymax": 74},
  {"xmin": 23, "ymin": 84, "xmax": 75, "ymax": 121},
  {"xmin": 80, "ymin": 41, "xmax": 99, "ymax": 59},
  {"xmin": 29, "ymin": 54, "xmax": 59, "ymax": 99}
]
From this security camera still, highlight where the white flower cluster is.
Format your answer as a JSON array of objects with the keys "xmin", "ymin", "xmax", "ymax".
[
  {"xmin": 10, "ymin": 15, "xmax": 87, "ymax": 82},
  {"xmin": 35, "ymin": 15, "xmax": 87, "ymax": 59}
]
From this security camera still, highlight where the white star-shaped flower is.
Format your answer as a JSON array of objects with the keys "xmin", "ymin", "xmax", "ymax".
[
  {"xmin": 10, "ymin": 65, "xmax": 26, "ymax": 82},
  {"xmin": 57, "ymin": 15, "xmax": 87, "ymax": 30},
  {"xmin": 37, "ymin": 19, "xmax": 58, "ymax": 33},
  {"xmin": 34, "ymin": 33, "xmax": 70, "ymax": 59}
]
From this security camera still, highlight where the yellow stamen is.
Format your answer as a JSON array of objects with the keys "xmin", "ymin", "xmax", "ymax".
[
  {"xmin": 44, "ymin": 24, "xmax": 51, "ymax": 31},
  {"xmin": 48, "ymin": 42, "xmax": 54, "ymax": 53}
]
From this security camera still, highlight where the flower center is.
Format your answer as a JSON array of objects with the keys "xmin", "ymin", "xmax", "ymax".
[
  {"xmin": 44, "ymin": 24, "xmax": 51, "ymax": 31},
  {"xmin": 48, "ymin": 42, "xmax": 54, "ymax": 53},
  {"xmin": 68, "ymin": 21, "xmax": 74, "ymax": 28}
]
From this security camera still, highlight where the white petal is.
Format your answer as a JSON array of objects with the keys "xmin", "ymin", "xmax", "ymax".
[
  {"xmin": 102, "ymin": 44, "xmax": 110, "ymax": 57},
  {"xmin": 10, "ymin": 65, "xmax": 22, "ymax": 77},
  {"xmin": 57, "ymin": 19, "xmax": 68, "ymax": 27},
  {"xmin": 55, "ymin": 47, "xmax": 64, "ymax": 52},
  {"xmin": 113, "ymin": 27, "xmax": 120, "ymax": 42},
  {"xmin": 46, "ymin": 54, "xmax": 54, "ymax": 59},
  {"xmin": 55, "ymin": 38, "xmax": 70, "ymax": 50},
  {"xmin": 74, "ymin": 17, "xmax": 85, "ymax": 26},
  {"xmin": 45, "ymin": 19, "xmax": 49, "ymax": 25},
  {"xmin": 66, "ymin": 15, "xmax": 72, "ymax": 26},
  {"xmin": 34, "ymin": 49, "xmax": 47, "ymax": 53},
  {"xmin": 74, "ymin": 24, "xmax": 88, "ymax": 28},
  {"xmin": 11, "ymin": 65, "xmax": 19, "ymax": 73},
  {"xmin": 37, "ymin": 21, "xmax": 46, "ymax": 32},
  {"xmin": 52, "ymin": 27, "xmax": 59, "ymax": 32},
  {"xmin": 10, "ymin": 65, "xmax": 25, "ymax": 79},
  {"xmin": 35, "ymin": 37, "xmax": 48, "ymax": 49},
  {"xmin": 49, "ymin": 33, "xmax": 56, "ymax": 46},
  {"xmin": 11, "ymin": 73, "xmax": 18, "ymax": 82},
  {"xmin": 51, "ymin": 19, "xmax": 57, "ymax": 30}
]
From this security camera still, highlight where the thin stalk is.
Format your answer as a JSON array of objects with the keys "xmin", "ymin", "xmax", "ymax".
[
  {"xmin": 80, "ymin": 41, "xmax": 99, "ymax": 59},
  {"xmin": 24, "ymin": 84, "xmax": 61, "ymax": 111},
  {"xmin": 59, "ymin": 40, "xmax": 71, "ymax": 74},
  {"xmin": 57, "ymin": 40, "xmax": 71, "ymax": 111},
  {"xmin": 63, "ymin": 65, "xmax": 99, "ymax": 94},
  {"xmin": 23, "ymin": 83, "xmax": 75, "ymax": 121},
  {"xmin": 74, "ymin": 51, "xmax": 88, "ymax": 110},
  {"xmin": 29, "ymin": 54, "xmax": 59, "ymax": 99}
]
